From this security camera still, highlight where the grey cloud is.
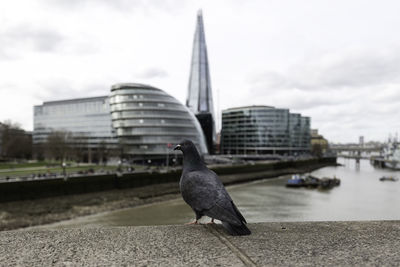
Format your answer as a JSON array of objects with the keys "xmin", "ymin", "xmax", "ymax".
[
  {"xmin": 249, "ymin": 71, "xmax": 292, "ymax": 90},
  {"xmin": 250, "ymin": 50, "xmax": 400, "ymax": 91},
  {"xmin": 33, "ymin": 79, "xmax": 76, "ymax": 101},
  {"xmin": 84, "ymin": 83, "xmax": 111, "ymax": 96},
  {"xmin": 248, "ymin": 86, "xmax": 353, "ymax": 111},
  {"xmin": 41, "ymin": 0, "xmax": 186, "ymax": 13},
  {"xmin": 0, "ymin": 24, "xmax": 100, "ymax": 59},
  {"xmin": 245, "ymin": 48, "xmax": 400, "ymax": 142},
  {"xmin": 42, "ymin": 0, "xmax": 133, "ymax": 10},
  {"xmin": 285, "ymin": 96, "xmax": 343, "ymax": 110},
  {"xmin": 242, "ymin": 47, "xmax": 400, "ymax": 143},
  {"xmin": 373, "ymin": 86, "xmax": 400, "ymax": 103},
  {"xmin": 306, "ymin": 97, "xmax": 399, "ymax": 141},
  {"xmin": 304, "ymin": 53, "xmax": 400, "ymax": 89},
  {"xmin": 0, "ymin": 50, "xmax": 14, "ymax": 60},
  {"xmin": 137, "ymin": 68, "xmax": 168, "ymax": 79},
  {"xmin": 0, "ymin": 24, "xmax": 64, "ymax": 57},
  {"xmin": 34, "ymin": 79, "xmax": 110, "ymax": 102}
]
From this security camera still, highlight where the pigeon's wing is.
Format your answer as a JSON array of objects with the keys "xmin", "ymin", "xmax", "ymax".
[
  {"xmin": 203, "ymin": 170, "xmax": 246, "ymax": 226},
  {"xmin": 181, "ymin": 169, "xmax": 244, "ymax": 226},
  {"xmin": 180, "ymin": 170, "xmax": 219, "ymax": 212}
]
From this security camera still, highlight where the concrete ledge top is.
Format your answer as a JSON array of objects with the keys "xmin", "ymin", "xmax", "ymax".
[{"xmin": 1, "ymin": 221, "xmax": 399, "ymax": 266}]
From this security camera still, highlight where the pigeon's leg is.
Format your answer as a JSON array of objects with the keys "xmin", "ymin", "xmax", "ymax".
[{"xmin": 185, "ymin": 210, "xmax": 202, "ymax": 225}]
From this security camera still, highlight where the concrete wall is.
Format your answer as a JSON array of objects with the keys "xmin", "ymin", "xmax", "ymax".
[
  {"xmin": 2, "ymin": 221, "xmax": 399, "ymax": 266},
  {"xmin": 0, "ymin": 157, "xmax": 336, "ymax": 202}
]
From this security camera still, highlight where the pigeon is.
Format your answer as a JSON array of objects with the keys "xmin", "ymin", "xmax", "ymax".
[{"xmin": 174, "ymin": 139, "xmax": 251, "ymax": 236}]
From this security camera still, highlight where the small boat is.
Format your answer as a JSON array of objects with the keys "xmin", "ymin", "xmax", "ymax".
[
  {"xmin": 332, "ymin": 176, "xmax": 341, "ymax": 186},
  {"xmin": 304, "ymin": 175, "xmax": 320, "ymax": 188},
  {"xmin": 318, "ymin": 176, "xmax": 341, "ymax": 190},
  {"xmin": 287, "ymin": 174, "xmax": 341, "ymax": 189},
  {"xmin": 319, "ymin": 178, "xmax": 334, "ymax": 189},
  {"xmin": 286, "ymin": 174, "xmax": 305, "ymax": 187},
  {"xmin": 379, "ymin": 176, "xmax": 398, "ymax": 182}
]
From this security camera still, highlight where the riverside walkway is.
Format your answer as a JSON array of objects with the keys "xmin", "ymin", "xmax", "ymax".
[{"xmin": 1, "ymin": 221, "xmax": 399, "ymax": 266}]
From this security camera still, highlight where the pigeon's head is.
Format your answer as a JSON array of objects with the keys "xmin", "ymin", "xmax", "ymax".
[{"xmin": 173, "ymin": 139, "xmax": 196, "ymax": 153}]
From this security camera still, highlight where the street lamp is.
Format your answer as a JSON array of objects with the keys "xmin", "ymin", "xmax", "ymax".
[
  {"xmin": 117, "ymin": 160, "xmax": 122, "ymax": 172},
  {"xmin": 62, "ymin": 162, "xmax": 66, "ymax": 177},
  {"xmin": 166, "ymin": 143, "xmax": 173, "ymax": 171}
]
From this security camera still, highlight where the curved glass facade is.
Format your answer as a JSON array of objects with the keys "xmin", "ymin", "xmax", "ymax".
[
  {"xmin": 221, "ymin": 106, "xmax": 310, "ymax": 155},
  {"xmin": 110, "ymin": 83, "xmax": 208, "ymax": 156}
]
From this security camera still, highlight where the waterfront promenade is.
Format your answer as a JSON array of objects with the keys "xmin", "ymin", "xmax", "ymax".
[{"xmin": 1, "ymin": 221, "xmax": 399, "ymax": 266}]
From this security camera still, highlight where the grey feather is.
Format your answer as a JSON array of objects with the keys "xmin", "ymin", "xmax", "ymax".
[{"xmin": 175, "ymin": 139, "xmax": 251, "ymax": 236}]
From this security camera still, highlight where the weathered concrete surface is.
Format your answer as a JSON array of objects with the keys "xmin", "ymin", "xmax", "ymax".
[{"xmin": 1, "ymin": 221, "xmax": 399, "ymax": 266}]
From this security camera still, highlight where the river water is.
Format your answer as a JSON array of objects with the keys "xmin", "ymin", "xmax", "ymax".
[{"xmin": 55, "ymin": 158, "xmax": 400, "ymax": 228}]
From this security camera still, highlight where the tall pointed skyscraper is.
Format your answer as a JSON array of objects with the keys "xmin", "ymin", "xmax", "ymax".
[{"xmin": 186, "ymin": 10, "xmax": 216, "ymax": 154}]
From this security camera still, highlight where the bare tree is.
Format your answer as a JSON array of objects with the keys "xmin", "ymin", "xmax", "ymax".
[
  {"xmin": 44, "ymin": 131, "xmax": 71, "ymax": 161},
  {"xmin": 96, "ymin": 140, "xmax": 107, "ymax": 165},
  {"xmin": 311, "ymin": 143, "xmax": 323, "ymax": 158},
  {"xmin": 0, "ymin": 120, "xmax": 32, "ymax": 160},
  {"xmin": 70, "ymin": 134, "xmax": 89, "ymax": 164}
]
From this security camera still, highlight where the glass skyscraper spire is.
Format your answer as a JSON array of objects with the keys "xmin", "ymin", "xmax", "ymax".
[{"xmin": 186, "ymin": 10, "xmax": 216, "ymax": 153}]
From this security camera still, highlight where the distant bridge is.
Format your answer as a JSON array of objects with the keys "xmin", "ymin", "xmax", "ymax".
[
  {"xmin": 338, "ymin": 154, "xmax": 370, "ymax": 160},
  {"xmin": 330, "ymin": 145, "xmax": 383, "ymax": 153}
]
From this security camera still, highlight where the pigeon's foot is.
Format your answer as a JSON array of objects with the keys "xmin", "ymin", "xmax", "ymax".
[
  {"xmin": 185, "ymin": 220, "xmax": 198, "ymax": 225},
  {"xmin": 206, "ymin": 218, "xmax": 215, "ymax": 225}
]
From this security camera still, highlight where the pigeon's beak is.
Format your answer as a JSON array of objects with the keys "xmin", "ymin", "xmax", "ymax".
[{"xmin": 173, "ymin": 144, "xmax": 181, "ymax": 151}]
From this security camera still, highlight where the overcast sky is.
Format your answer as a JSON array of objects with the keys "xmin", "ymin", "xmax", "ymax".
[{"xmin": 1, "ymin": 0, "xmax": 399, "ymax": 143}]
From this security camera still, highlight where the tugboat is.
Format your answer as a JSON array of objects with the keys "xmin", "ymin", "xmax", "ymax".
[
  {"xmin": 318, "ymin": 176, "xmax": 341, "ymax": 189},
  {"xmin": 304, "ymin": 175, "xmax": 320, "ymax": 188},
  {"xmin": 379, "ymin": 176, "xmax": 399, "ymax": 182},
  {"xmin": 319, "ymin": 178, "xmax": 333, "ymax": 189},
  {"xmin": 332, "ymin": 176, "xmax": 341, "ymax": 186}
]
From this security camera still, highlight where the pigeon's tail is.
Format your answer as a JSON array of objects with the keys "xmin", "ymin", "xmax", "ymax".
[
  {"xmin": 220, "ymin": 201, "xmax": 251, "ymax": 236},
  {"xmin": 231, "ymin": 201, "xmax": 247, "ymax": 224},
  {"xmin": 222, "ymin": 221, "xmax": 251, "ymax": 236}
]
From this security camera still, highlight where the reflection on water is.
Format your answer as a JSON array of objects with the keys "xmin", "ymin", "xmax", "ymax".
[{"xmin": 55, "ymin": 159, "xmax": 400, "ymax": 228}]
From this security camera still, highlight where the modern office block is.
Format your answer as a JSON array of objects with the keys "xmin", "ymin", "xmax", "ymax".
[
  {"xmin": 300, "ymin": 116, "xmax": 311, "ymax": 150},
  {"xmin": 289, "ymin": 113, "xmax": 301, "ymax": 148},
  {"xmin": 221, "ymin": 106, "xmax": 311, "ymax": 155},
  {"xmin": 33, "ymin": 96, "xmax": 117, "ymax": 148}
]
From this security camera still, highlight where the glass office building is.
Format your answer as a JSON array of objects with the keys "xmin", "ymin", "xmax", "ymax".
[
  {"xmin": 220, "ymin": 106, "xmax": 311, "ymax": 155},
  {"xmin": 300, "ymin": 116, "xmax": 311, "ymax": 149},
  {"xmin": 289, "ymin": 113, "xmax": 301, "ymax": 149},
  {"xmin": 33, "ymin": 96, "xmax": 117, "ymax": 148},
  {"xmin": 110, "ymin": 83, "xmax": 208, "ymax": 158}
]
